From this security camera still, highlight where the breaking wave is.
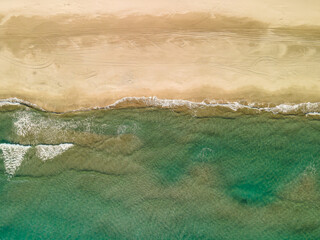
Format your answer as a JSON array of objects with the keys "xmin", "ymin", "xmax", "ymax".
[
  {"xmin": 0, "ymin": 143, "xmax": 31, "ymax": 176},
  {"xmin": 1, "ymin": 97, "xmax": 320, "ymax": 116},
  {"xmin": 35, "ymin": 144, "xmax": 74, "ymax": 161},
  {"xmin": 0, "ymin": 143, "xmax": 74, "ymax": 176}
]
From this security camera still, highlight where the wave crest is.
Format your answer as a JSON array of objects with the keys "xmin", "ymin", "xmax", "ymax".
[{"xmin": 1, "ymin": 97, "xmax": 320, "ymax": 116}]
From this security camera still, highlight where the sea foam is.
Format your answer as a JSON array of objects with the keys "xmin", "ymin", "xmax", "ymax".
[
  {"xmin": 108, "ymin": 97, "xmax": 320, "ymax": 115},
  {"xmin": 1, "ymin": 97, "xmax": 320, "ymax": 116},
  {"xmin": 13, "ymin": 111, "xmax": 74, "ymax": 137},
  {"xmin": 35, "ymin": 144, "xmax": 74, "ymax": 161},
  {"xmin": 13, "ymin": 111, "xmax": 91, "ymax": 138},
  {"xmin": 0, "ymin": 143, "xmax": 31, "ymax": 176},
  {"xmin": 0, "ymin": 97, "xmax": 45, "ymax": 111},
  {"xmin": 0, "ymin": 101, "xmax": 21, "ymax": 107}
]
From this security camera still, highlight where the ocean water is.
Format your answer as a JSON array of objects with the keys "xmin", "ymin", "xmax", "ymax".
[{"xmin": 0, "ymin": 104, "xmax": 320, "ymax": 239}]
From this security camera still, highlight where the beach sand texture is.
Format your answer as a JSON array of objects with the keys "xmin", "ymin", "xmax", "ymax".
[{"xmin": 0, "ymin": 0, "xmax": 320, "ymax": 111}]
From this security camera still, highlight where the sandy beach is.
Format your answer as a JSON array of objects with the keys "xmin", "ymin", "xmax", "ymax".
[{"xmin": 0, "ymin": 1, "xmax": 320, "ymax": 112}]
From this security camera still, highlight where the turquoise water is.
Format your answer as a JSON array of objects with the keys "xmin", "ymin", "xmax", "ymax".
[{"xmin": 0, "ymin": 106, "xmax": 320, "ymax": 239}]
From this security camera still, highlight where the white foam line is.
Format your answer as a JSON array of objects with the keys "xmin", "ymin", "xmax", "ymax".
[
  {"xmin": 1, "ymin": 96, "xmax": 320, "ymax": 115},
  {"xmin": 0, "ymin": 101, "xmax": 21, "ymax": 107},
  {"xmin": 0, "ymin": 97, "xmax": 46, "ymax": 111},
  {"xmin": 306, "ymin": 112, "xmax": 320, "ymax": 116},
  {"xmin": 107, "ymin": 96, "xmax": 320, "ymax": 115}
]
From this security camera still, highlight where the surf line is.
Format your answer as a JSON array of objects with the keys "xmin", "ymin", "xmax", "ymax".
[{"xmin": 1, "ymin": 96, "xmax": 320, "ymax": 116}]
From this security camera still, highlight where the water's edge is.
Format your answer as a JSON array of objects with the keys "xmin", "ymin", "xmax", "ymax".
[{"xmin": 1, "ymin": 97, "xmax": 320, "ymax": 116}]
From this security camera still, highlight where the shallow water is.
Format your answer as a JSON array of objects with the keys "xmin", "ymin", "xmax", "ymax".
[{"xmin": 0, "ymin": 106, "xmax": 320, "ymax": 239}]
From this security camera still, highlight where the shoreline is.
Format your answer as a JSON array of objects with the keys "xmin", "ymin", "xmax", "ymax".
[
  {"xmin": 1, "ymin": 83, "xmax": 320, "ymax": 113},
  {"xmin": 1, "ymin": 96, "xmax": 320, "ymax": 116}
]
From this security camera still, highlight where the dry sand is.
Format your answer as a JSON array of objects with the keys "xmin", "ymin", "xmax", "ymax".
[{"xmin": 0, "ymin": 1, "xmax": 320, "ymax": 112}]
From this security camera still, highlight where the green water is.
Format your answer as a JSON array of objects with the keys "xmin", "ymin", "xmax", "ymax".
[{"xmin": 0, "ymin": 106, "xmax": 320, "ymax": 239}]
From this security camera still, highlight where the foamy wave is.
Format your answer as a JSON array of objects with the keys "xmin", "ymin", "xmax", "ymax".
[
  {"xmin": 108, "ymin": 97, "xmax": 202, "ymax": 109},
  {"xmin": 35, "ymin": 144, "xmax": 74, "ymax": 161},
  {"xmin": 13, "ymin": 111, "xmax": 93, "ymax": 138},
  {"xmin": 13, "ymin": 111, "xmax": 76, "ymax": 137},
  {"xmin": 2, "ymin": 96, "xmax": 320, "ymax": 116},
  {"xmin": 108, "ymin": 97, "xmax": 320, "ymax": 115},
  {"xmin": 0, "ymin": 143, "xmax": 31, "ymax": 176},
  {"xmin": 306, "ymin": 112, "xmax": 320, "ymax": 116},
  {"xmin": 0, "ymin": 101, "xmax": 21, "ymax": 107},
  {"xmin": 0, "ymin": 97, "xmax": 45, "ymax": 111},
  {"xmin": 262, "ymin": 102, "xmax": 320, "ymax": 114}
]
